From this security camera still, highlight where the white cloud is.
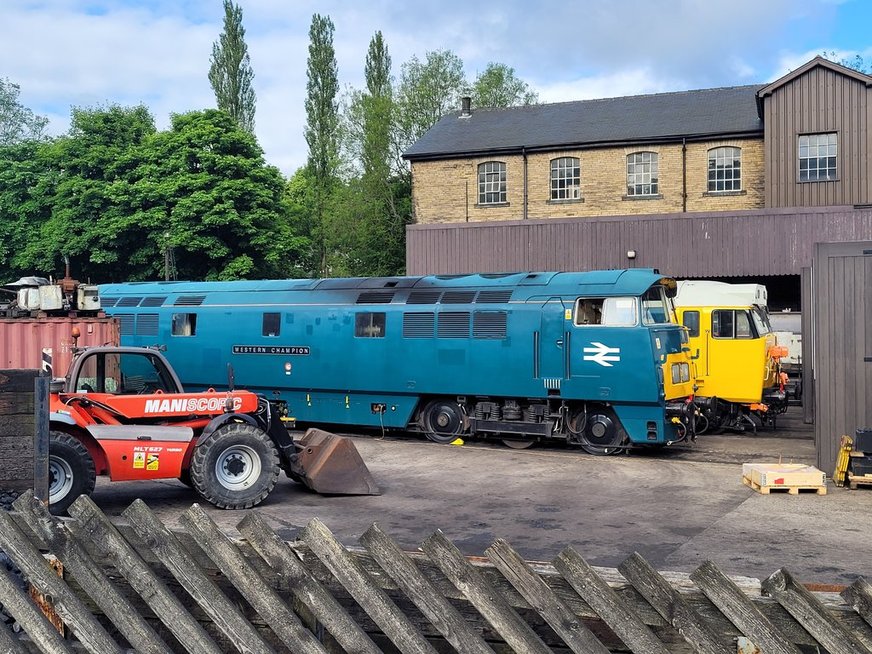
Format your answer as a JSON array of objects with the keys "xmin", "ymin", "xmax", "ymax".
[{"xmin": 2, "ymin": 0, "xmax": 863, "ymax": 175}]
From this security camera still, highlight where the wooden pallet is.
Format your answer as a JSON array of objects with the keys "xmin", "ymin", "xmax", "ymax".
[
  {"xmin": 742, "ymin": 476, "xmax": 827, "ymax": 495},
  {"xmin": 847, "ymin": 473, "xmax": 872, "ymax": 490},
  {"xmin": 741, "ymin": 463, "xmax": 827, "ymax": 496}
]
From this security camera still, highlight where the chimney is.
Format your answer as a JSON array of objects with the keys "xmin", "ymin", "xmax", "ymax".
[{"xmin": 460, "ymin": 96, "xmax": 471, "ymax": 116}]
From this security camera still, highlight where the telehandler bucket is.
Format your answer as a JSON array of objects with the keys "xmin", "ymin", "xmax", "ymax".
[{"xmin": 290, "ymin": 429, "xmax": 381, "ymax": 495}]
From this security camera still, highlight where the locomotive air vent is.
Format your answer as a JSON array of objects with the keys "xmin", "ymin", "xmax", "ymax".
[
  {"xmin": 174, "ymin": 295, "xmax": 206, "ymax": 306},
  {"xmin": 117, "ymin": 296, "xmax": 143, "ymax": 307},
  {"xmin": 402, "ymin": 312, "xmax": 435, "ymax": 338},
  {"xmin": 473, "ymin": 311, "xmax": 508, "ymax": 339},
  {"xmin": 441, "ymin": 290, "xmax": 477, "ymax": 304},
  {"xmin": 135, "ymin": 314, "xmax": 159, "ymax": 336},
  {"xmin": 356, "ymin": 291, "xmax": 395, "ymax": 304},
  {"xmin": 117, "ymin": 314, "xmax": 134, "ymax": 335},
  {"xmin": 406, "ymin": 290, "xmax": 442, "ymax": 304},
  {"xmin": 476, "ymin": 290, "xmax": 513, "ymax": 303},
  {"xmin": 437, "ymin": 312, "xmax": 470, "ymax": 338},
  {"xmin": 101, "ymin": 296, "xmax": 119, "ymax": 307},
  {"xmin": 141, "ymin": 296, "xmax": 167, "ymax": 307}
]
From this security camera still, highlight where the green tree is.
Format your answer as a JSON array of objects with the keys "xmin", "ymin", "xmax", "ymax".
[
  {"xmin": 395, "ymin": 49, "xmax": 466, "ymax": 153},
  {"xmin": 209, "ymin": 0, "xmax": 257, "ymax": 133},
  {"xmin": 470, "ymin": 63, "xmax": 538, "ymax": 108},
  {"xmin": 126, "ymin": 110, "xmax": 301, "ymax": 281},
  {"xmin": 0, "ymin": 140, "xmax": 53, "ymax": 281},
  {"xmin": 0, "ymin": 78, "xmax": 48, "ymax": 146},
  {"xmin": 25, "ymin": 105, "xmax": 157, "ymax": 280},
  {"xmin": 304, "ymin": 13, "xmax": 340, "ymax": 276},
  {"xmin": 822, "ymin": 51, "xmax": 870, "ymax": 74}
]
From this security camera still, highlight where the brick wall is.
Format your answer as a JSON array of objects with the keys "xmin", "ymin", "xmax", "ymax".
[{"xmin": 411, "ymin": 138, "xmax": 765, "ymax": 224}]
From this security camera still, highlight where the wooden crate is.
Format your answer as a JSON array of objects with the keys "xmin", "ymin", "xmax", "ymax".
[
  {"xmin": 741, "ymin": 463, "xmax": 827, "ymax": 495},
  {"xmin": 847, "ymin": 473, "xmax": 872, "ymax": 490}
]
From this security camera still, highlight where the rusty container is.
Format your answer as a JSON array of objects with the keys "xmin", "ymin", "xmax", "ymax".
[{"xmin": 0, "ymin": 318, "xmax": 119, "ymax": 375}]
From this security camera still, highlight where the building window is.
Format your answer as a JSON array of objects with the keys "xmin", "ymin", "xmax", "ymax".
[
  {"xmin": 707, "ymin": 147, "xmax": 741, "ymax": 192},
  {"xmin": 799, "ymin": 133, "xmax": 837, "ymax": 181},
  {"xmin": 478, "ymin": 161, "xmax": 506, "ymax": 204},
  {"xmin": 550, "ymin": 157, "xmax": 580, "ymax": 200},
  {"xmin": 626, "ymin": 152, "xmax": 658, "ymax": 196}
]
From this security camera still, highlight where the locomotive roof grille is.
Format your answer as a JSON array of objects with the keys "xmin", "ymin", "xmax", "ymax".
[
  {"xmin": 117, "ymin": 297, "xmax": 143, "ymax": 307},
  {"xmin": 101, "ymin": 297, "xmax": 119, "ymax": 307},
  {"xmin": 141, "ymin": 296, "xmax": 167, "ymax": 307},
  {"xmin": 441, "ymin": 290, "xmax": 477, "ymax": 304},
  {"xmin": 174, "ymin": 295, "xmax": 206, "ymax": 306},
  {"xmin": 476, "ymin": 290, "xmax": 513, "ymax": 303},
  {"xmin": 356, "ymin": 291, "xmax": 395, "ymax": 304},
  {"xmin": 406, "ymin": 290, "xmax": 442, "ymax": 304}
]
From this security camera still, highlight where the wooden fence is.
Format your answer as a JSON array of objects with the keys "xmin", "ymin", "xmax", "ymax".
[{"xmin": 0, "ymin": 491, "xmax": 871, "ymax": 653}]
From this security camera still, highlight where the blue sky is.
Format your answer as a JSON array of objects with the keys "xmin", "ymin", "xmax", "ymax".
[{"xmin": 3, "ymin": 0, "xmax": 870, "ymax": 175}]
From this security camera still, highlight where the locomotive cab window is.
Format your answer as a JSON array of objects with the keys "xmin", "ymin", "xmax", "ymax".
[
  {"xmin": 641, "ymin": 286, "xmax": 671, "ymax": 325},
  {"xmin": 574, "ymin": 297, "xmax": 637, "ymax": 326},
  {"xmin": 262, "ymin": 312, "xmax": 281, "ymax": 337},
  {"xmin": 712, "ymin": 309, "xmax": 756, "ymax": 339},
  {"xmin": 682, "ymin": 310, "xmax": 700, "ymax": 337},
  {"xmin": 355, "ymin": 312, "xmax": 386, "ymax": 338},
  {"xmin": 171, "ymin": 313, "xmax": 197, "ymax": 336}
]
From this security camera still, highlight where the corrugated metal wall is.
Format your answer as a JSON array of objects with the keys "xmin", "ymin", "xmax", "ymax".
[
  {"xmin": 0, "ymin": 318, "xmax": 119, "ymax": 375},
  {"xmin": 407, "ymin": 206, "xmax": 872, "ymax": 277},
  {"xmin": 812, "ymin": 241, "xmax": 872, "ymax": 473},
  {"xmin": 764, "ymin": 66, "xmax": 871, "ymax": 208}
]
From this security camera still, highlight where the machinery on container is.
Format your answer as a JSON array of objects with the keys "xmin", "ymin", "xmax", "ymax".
[
  {"xmin": 100, "ymin": 269, "xmax": 697, "ymax": 455},
  {"xmin": 1, "ymin": 259, "xmax": 102, "ymax": 318},
  {"xmin": 673, "ymin": 280, "xmax": 788, "ymax": 432},
  {"xmin": 48, "ymin": 342, "xmax": 379, "ymax": 515}
]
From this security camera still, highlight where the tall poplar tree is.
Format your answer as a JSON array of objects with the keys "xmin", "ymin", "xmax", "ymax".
[
  {"xmin": 208, "ymin": 0, "xmax": 256, "ymax": 134},
  {"xmin": 304, "ymin": 13, "xmax": 339, "ymax": 276}
]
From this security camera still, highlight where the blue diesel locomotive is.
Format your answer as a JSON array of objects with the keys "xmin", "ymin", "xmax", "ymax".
[{"xmin": 100, "ymin": 269, "xmax": 696, "ymax": 454}]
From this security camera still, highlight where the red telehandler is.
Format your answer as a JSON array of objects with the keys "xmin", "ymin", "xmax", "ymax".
[{"xmin": 48, "ymin": 344, "xmax": 379, "ymax": 514}]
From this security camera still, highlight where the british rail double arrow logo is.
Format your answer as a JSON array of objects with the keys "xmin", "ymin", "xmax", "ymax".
[{"xmin": 583, "ymin": 342, "xmax": 621, "ymax": 367}]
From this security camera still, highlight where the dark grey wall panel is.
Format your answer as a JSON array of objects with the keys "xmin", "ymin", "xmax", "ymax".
[
  {"xmin": 764, "ymin": 66, "xmax": 871, "ymax": 208},
  {"xmin": 812, "ymin": 241, "xmax": 872, "ymax": 473},
  {"xmin": 407, "ymin": 206, "xmax": 872, "ymax": 277}
]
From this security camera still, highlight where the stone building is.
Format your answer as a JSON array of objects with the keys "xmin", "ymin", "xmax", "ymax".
[{"xmin": 403, "ymin": 56, "xmax": 872, "ymax": 308}]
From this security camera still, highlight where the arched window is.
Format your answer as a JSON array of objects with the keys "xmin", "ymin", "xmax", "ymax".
[
  {"xmin": 708, "ymin": 146, "xmax": 741, "ymax": 192},
  {"xmin": 478, "ymin": 161, "xmax": 506, "ymax": 204},
  {"xmin": 550, "ymin": 157, "xmax": 581, "ymax": 200},
  {"xmin": 626, "ymin": 152, "xmax": 658, "ymax": 196}
]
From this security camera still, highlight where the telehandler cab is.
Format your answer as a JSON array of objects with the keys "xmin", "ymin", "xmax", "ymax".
[{"xmin": 48, "ymin": 345, "xmax": 379, "ymax": 514}]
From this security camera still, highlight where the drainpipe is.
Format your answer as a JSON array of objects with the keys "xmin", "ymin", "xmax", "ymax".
[
  {"xmin": 523, "ymin": 147, "xmax": 528, "ymax": 220},
  {"xmin": 682, "ymin": 138, "xmax": 687, "ymax": 212}
]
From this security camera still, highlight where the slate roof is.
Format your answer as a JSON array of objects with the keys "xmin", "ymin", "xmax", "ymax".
[{"xmin": 403, "ymin": 84, "xmax": 764, "ymax": 161}]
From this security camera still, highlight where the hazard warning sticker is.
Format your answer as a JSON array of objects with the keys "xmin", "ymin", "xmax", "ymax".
[
  {"xmin": 133, "ymin": 452, "xmax": 145, "ymax": 469},
  {"xmin": 146, "ymin": 454, "xmax": 160, "ymax": 471}
]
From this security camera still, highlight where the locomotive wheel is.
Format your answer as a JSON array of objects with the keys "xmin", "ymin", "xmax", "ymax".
[
  {"xmin": 503, "ymin": 439, "xmax": 536, "ymax": 449},
  {"xmin": 190, "ymin": 423, "xmax": 280, "ymax": 509},
  {"xmin": 48, "ymin": 431, "xmax": 96, "ymax": 516},
  {"xmin": 421, "ymin": 400, "xmax": 465, "ymax": 444},
  {"xmin": 577, "ymin": 411, "xmax": 626, "ymax": 456}
]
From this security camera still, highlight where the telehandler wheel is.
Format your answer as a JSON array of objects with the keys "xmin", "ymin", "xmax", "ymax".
[
  {"xmin": 189, "ymin": 423, "xmax": 280, "ymax": 509},
  {"xmin": 48, "ymin": 431, "xmax": 96, "ymax": 516}
]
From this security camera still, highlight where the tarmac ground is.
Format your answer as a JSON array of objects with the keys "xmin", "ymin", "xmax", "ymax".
[{"xmin": 90, "ymin": 407, "xmax": 871, "ymax": 585}]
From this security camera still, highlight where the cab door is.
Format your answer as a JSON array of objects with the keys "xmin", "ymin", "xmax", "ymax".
[{"xmin": 535, "ymin": 298, "xmax": 568, "ymax": 387}]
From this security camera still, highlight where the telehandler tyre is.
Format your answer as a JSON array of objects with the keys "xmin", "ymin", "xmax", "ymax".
[
  {"xmin": 189, "ymin": 423, "xmax": 280, "ymax": 509},
  {"xmin": 48, "ymin": 431, "xmax": 96, "ymax": 516}
]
